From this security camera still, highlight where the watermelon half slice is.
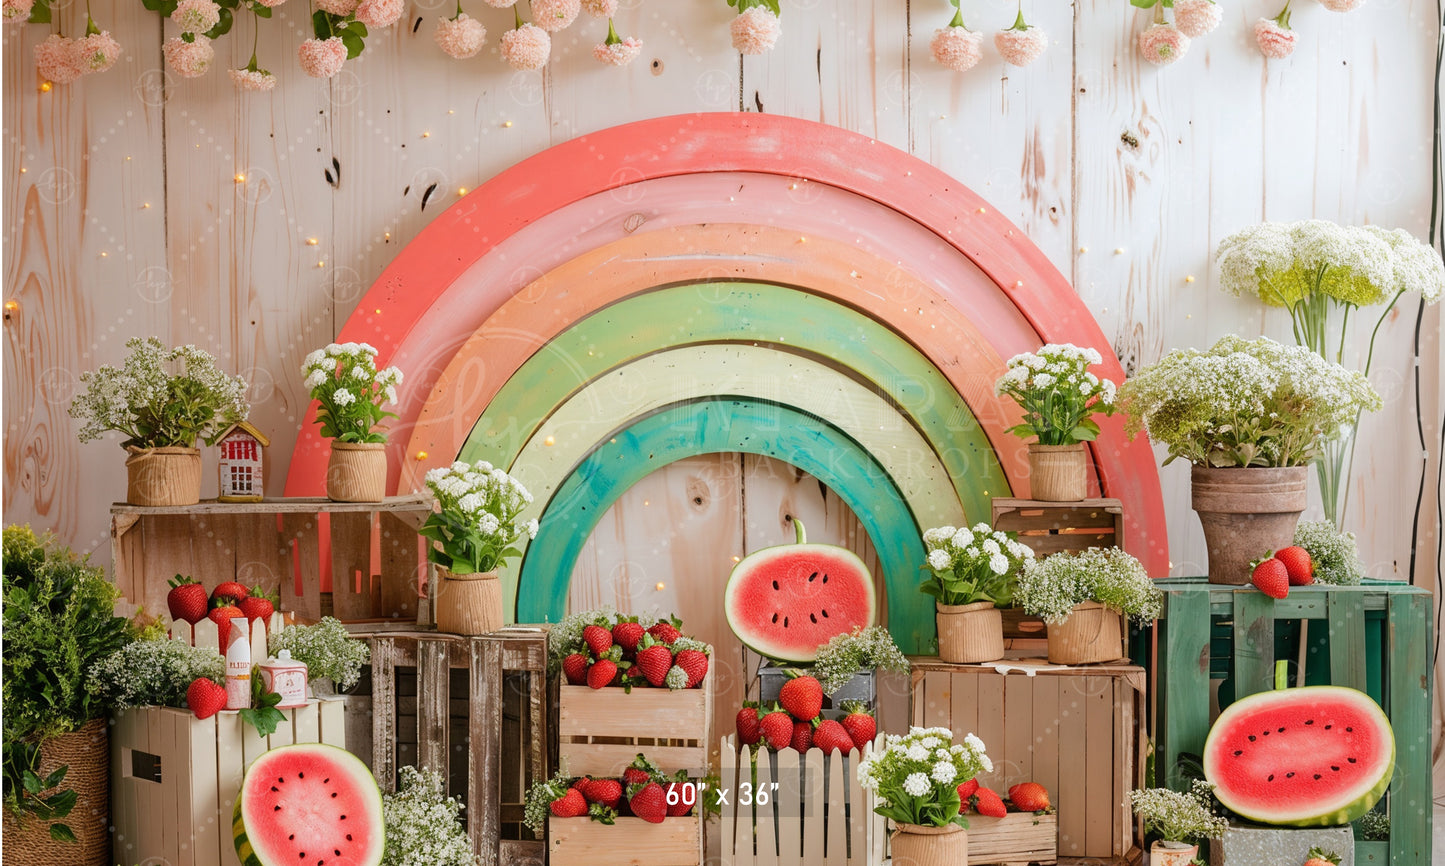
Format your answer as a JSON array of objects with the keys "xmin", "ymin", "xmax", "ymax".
[
  {"xmin": 723, "ymin": 519, "xmax": 876, "ymax": 663},
  {"xmin": 233, "ymin": 743, "xmax": 384, "ymax": 866},
  {"xmin": 1203, "ymin": 684, "xmax": 1394, "ymax": 827}
]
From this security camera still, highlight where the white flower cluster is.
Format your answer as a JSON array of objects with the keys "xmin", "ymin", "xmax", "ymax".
[
  {"xmin": 88, "ymin": 637, "xmax": 225, "ymax": 710},
  {"xmin": 1128, "ymin": 786, "xmax": 1227, "ymax": 844},
  {"xmin": 1293, "ymin": 520, "xmax": 1365, "ymax": 586},
  {"xmin": 811, "ymin": 625, "xmax": 910, "ymax": 695},
  {"xmin": 269, "ymin": 616, "xmax": 371, "ymax": 690},
  {"xmin": 421, "ymin": 460, "xmax": 538, "ymax": 574},
  {"xmin": 382, "ymin": 766, "xmax": 478, "ymax": 866},
  {"xmin": 857, "ymin": 726, "xmax": 992, "ymax": 807},
  {"xmin": 301, "ymin": 342, "xmax": 403, "ymax": 443},
  {"xmin": 1016, "ymin": 547, "xmax": 1161, "ymax": 625},
  {"xmin": 920, "ymin": 523, "xmax": 1033, "ymax": 607},
  {"xmin": 994, "ymin": 343, "xmax": 1118, "ymax": 445}
]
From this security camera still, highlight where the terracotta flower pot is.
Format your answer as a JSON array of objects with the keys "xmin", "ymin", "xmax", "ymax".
[
  {"xmin": 1046, "ymin": 601, "xmax": 1123, "ymax": 665},
  {"xmin": 890, "ymin": 822, "xmax": 968, "ymax": 866},
  {"xmin": 326, "ymin": 441, "xmax": 387, "ymax": 502},
  {"xmin": 433, "ymin": 567, "xmax": 505, "ymax": 635},
  {"xmin": 1149, "ymin": 839, "xmax": 1199, "ymax": 866},
  {"xmin": 124, "ymin": 445, "xmax": 202, "ymax": 506},
  {"xmin": 936, "ymin": 601, "xmax": 1004, "ymax": 664},
  {"xmin": 1191, "ymin": 465, "xmax": 1308, "ymax": 585},
  {"xmin": 1, "ymin": 719, "xmax": 110, "ymax": 866},
  {"xmin": 1028, "ymin": 442, "xmax": 1088, "ymax": 502}
]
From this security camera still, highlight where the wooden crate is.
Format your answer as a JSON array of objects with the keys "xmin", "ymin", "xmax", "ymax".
[
  {"xmin": 910, "ymin": 659, "xmax": 1145, "ymax": 864},
  {"xmin": 1148, "ymin": 578, "xmax": 1432, "ymax": 866},
  {"xmin": 550, "ymin": 816, "xmax": 702, "ymax": 866},
  {"xmin": 968, "ymin": 812, "xmax": 1059, "ymax": 866},
  {"xmin": 990, "ymin": 498, "xmax": 1124, "ymax": 557},
  {"xmin": 757, "ymin": 663, "xmax": 875, "ymax": 721},
  {"xmin": 110, "ymin": 701, "xmax": 346, "ymax": 866},
  {"xmin": 556, "ymin": 676, "xmax": 714, "ymax": 778},
  {"xmin": 356, "ymin": 626, "xmax": 548, "ymax": 866}
]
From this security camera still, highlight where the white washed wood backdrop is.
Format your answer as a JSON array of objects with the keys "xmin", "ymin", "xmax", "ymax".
[{"xmin": 4, "ymin": 0, "xmax": 1443, "ymax": 779}]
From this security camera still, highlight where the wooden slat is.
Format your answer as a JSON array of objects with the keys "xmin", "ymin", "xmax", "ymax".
[
  {"xmin": 1031, "ymin": 674, "xmax": 1061, "ymax": 822},
  {"xmin": 720, "ymin": 738, "xmax": 744, "ymax": 866},
  {"xmin": 974, "ymin": 672, "xmax": 1006, "ymax": 789},
  {"xmin": 110, "ymin": 496, "xmax": 432, "ymax": 515},
  {"xmin": 158, "ymin": 709, "xmax": 182, "ymax": 866},
  {"xmin": 187, "ymin": 711, "xmax": 222, "ymax": 866},
  {"xmin": 318, "ymin": 698, "xmax": 347, "ymax": 748},
  {"xmin": 1232, "ymin": 590, "xmax": 1276, "ymax": 700},
  {"xmin": 948, "ymin": 671, "xmax": 979, "ymax": 753},
  {"xmin": 291, "ymin": 702, "xmax": 320, "ymax": 747},
  {"xmin": 774, "ymin": 748, "xmax": 801, "ymax": 861},
  {"xmin": 1386, "ymin": 592, "xmax": 1431, "ymax": 866},
  {"xmin": 965, "ymin": 813, "xmax": 1059, "ymax": 864},
  {"xmin": 215, "ymin": 713, "xmax": 246, "ymax": 866},
  {"xmin": 1003, "ymin": 672, "xmax": 1034, "ymax": 787},
  {"xmin": 110, "ymin": 709, "xmax": 137, "ymax": 866},
  {"xmin": 822, "ymin": 747, "xmax": 845, "ymax": 865},
  {"xmin": 547, "ymin": 816, "xmax": 701, "ymax": 866},
  {"xmin": 801, "ymin": 749, "xmax": 824, "ymax": 866},
  {"xmin": 416, "ymin": 638, "xmax": 449, "ymax": 774},
  {"xmin": 470, "ymin": 638, "xmax": 502, "ymax": 866},
  {"xmin": 843, "ymin": 747, "xmax": 867, "ymax": 866},
  {"xmin": 558, "ymin": 682, "xmax": 708, "ymax": 777},
  {"xmin": 1160, "ymin": 587, "xmax": 1210, "ymax": 789},
  {"xmin": 1328, "ymin": 591, "xmax": 1368, "ymax": 692},
  {"xmin": 329, "ymin": 511, "xmax": 375, "ymax": 620},
  {"xmin": 1055, "ymin": 677, "xmax": 1088, "ymax": 857},
  {"xmin": 378, "ymin": 511, "xmax": 421, "ymax": 621},
  {"xmin": 135, "ymin": 708, "xmax": 165, "ymax": 862},
  {"xmin": 1084, "ymin": 674, "xmax": 1114, "ymax": 857},
  {"xmin": 753, "ymin": 750, "xmax": 778, "ymax": 866},
  {"xmin": 370, "ymin": 637, "xmax": 398, "ymax": 792},
  {"xmin": 280, "ymin": 513, "xmax": 323, "ymax": 622}
]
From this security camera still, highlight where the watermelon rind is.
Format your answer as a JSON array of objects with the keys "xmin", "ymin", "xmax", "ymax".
[
  {"xmin": 233, "ymin": 742, "xmax": 384, "ymax": 866},
  {"xmin": 1203, "ymin": 685, "xmax": 1394, "ymax": 828}
]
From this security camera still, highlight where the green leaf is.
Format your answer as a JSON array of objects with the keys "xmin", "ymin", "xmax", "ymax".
[
  {"xmin": 204, "ymin": 7, "xmax": 234, "ymax": 39},
  {"xmin": 312, "ymin": 9, "xmax": 330, "ymax": 39},
  {"xmin": 42, "ymin": 765, "xmax": 67, "ymax": 790},
  {"xmin": 27, "ymin": 0, "xmax": 50, "ymax": 22},
  {"xmin": 238, "ymin": 706, "xmax": 286, "ymax": 738},
  {"xmin": 22, "ymin": 771, "xmax": 42, "ymax": 795},
  {"xmin": 1129, "ymin": 0, "xmax": 1159, "ymax": 7},
  {"xmin": 347, "ymin": 20, "xmax": 368, "ymax": 37},
  {"xmin": 48, "ymin": 822, "xmax": 76, "ymax": 843},
  {"xmin": 254, "ymin": 4, "xmax": 272, "ymax": 17},
  {"xmin": 339, "ymin": 27, "xmax": 365, "ymax": 58}
]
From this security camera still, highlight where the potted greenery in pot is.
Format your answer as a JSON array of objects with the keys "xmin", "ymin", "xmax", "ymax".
[
  {"xmin": 920, "ymin": 523, "xmax": 1033, "ymax": 664},
  {"xmin": 1128, "ymin": 783, "xmax": 1227, "ymax": 866},
  {"xmin": 3, "ymin": 526, "xmax": 135, "ymax": 864},
  {"xmin": 1016, "ymin": 547, "xmax": 1161, "ymax": 665},
  {"xmin": 301, "ymin": 342, "xmax": 404, "ymax": 502},
  {"xmin": 1118, "ymin": 335, "xmax": 1380, "ymax": 584},
  {"xmin": 856, "ymin": 726, "xmax": 993, "ymax": 865},
  {"xmin": 420, "ymin": 460, "xmax": 539, "ymax": 635},
  {"xmin": 994, "ymin": 343, "xmax": 1119, "ymax": 501},
  {"xmin": 68, "ymin": 336, "xmax": 249, "ymax": 506}
]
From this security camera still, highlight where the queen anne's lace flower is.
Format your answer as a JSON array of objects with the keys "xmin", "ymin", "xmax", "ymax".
[
  {"xmin": 731, "ymin": 6, "xmax": 780, "ymax": 55},
  {"xmin": 36, "ymin": 35, "xmax": 84, "ymax": 84},
  {"xmin": 531, "ymin": 0, "xmax": 579, "ymax": 32},
  {"xmin": 594, "ymin": 34, "xmax": 642, "ymax": 65},
  {"xmin": 930, "ymin": 25, "xmax": 982, "ymax": 72},
  {"xmin": 501, "ymin": 23, "xmax": 551, "ymax": 70},
  {"xmin": 172, "ymin": 0, "xmax": 220, "ymax": 34},
  {"xmin": 435, "ymin": 14, "xmax": 486, "ymax": 59},
  {"xmin": 298, "ymin": 37, "xmax": 347, "ymax": 78},
  {"xmin": 355, "ymin": 0, "xmax": 403, "ymax": 28},
  {"xmin": 3, "ymin": 0, "xmax": 34, "ymax": 22},
  {"xmin": 229, "ymin": 67, "xmax": 277, "ymax": 91},
  {"xmin": 76, "ymin": 31, "xmax": 122, "ymax": 72},
  {"xmin": 1138, "ymin": 23, "xmax": 1189, "ymax": 65},
  {"xmin": 1173, "ymin": 0, "xmax": 1222, "ymax": 37}
]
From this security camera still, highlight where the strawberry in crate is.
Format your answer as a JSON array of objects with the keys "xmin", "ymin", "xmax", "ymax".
[
  {"xmin": 523, "ymin": 753, "xmax": 694, "ymax": 832},
  {"xmin": 548, "ymin": 607, "xmax": 711, "ymax": 689}
]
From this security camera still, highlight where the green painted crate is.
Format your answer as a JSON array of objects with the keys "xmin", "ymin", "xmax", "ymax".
[{"xmin": 1146, "ymin": 578, "xmax": 1431, "ymax": 866}]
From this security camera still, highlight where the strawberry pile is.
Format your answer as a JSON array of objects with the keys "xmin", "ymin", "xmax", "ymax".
[
  {"xmin": 166, "ymin": 575, "xmax": 276, "ymax": 651},
  {"xmin": 956, "ymin": 779, "xmax": 1053, "ymax": 817},
  {"xmin": 557, "ymin": 613, "xmax": 710, "ymax": 691},
  {"xmin": 1250, "ymin": 546, "xmax": 1314, "ymax": 599},
  {"xmin": 735, "ymin": 675, "xmax": 876, "ymax": 755},
  {"xmin": 537, "ymin": 754, "xmax": 697, "ymax": 826}
]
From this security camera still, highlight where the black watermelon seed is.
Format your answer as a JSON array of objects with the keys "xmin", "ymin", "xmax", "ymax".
[
  {"xmin": 1346, "ymin": 727, "xmax": 1353, "ymax": 732},
  {"xmin": 1248, "ymin": 735, "xmax": 1256, "ymax": 741},
  {"xmin": 1325, "ymin": 725, "xmax": 1332, "ymax": 729},
  {"xmin": 1267, "ymin": 774, "xmax": 1274, "ymax": 781},
  {"xmin": 1314, "ymin": 774, "xmax": 1322, "ymax": 780},
  {"xmin": 271, "ymin": 786, "xmax": 278, "ymax": 792},
  {"xmin": 298, "ymin": 853, "xmax": 304, "ymax": 859},
  {"xmin": 289, "ymin": 835, "xmax": 295, "ymax": 841},
  {"xmin": 1278, "ymin": 727, "xmax": 1285, "ymax": 732},
  {"xmin": 331, "ymin": 792, "xmax": 338, "ymax": 798},
  {"xmin": 808, "ymin": 572, "xmax": 817, "ymax": 582},
  {"xmin": 772, "ymin": 580, "xmax": 779, "ymax": 590},
  {"xmin": 340, "ymin": 815, "xmax": 346, "ymax": 820},
  {"xmin": 335, "ymin": 851, "xmax": 341, "ymax": 857},
  {"xmin": 822, "ymin": 575, "xmax": 828, "ymax": 583},
  {"xmin": 1286, "ymin": 772, "xmax": 1295, "ymax": 778},
  {"xmin": 771, "ymin": 613, "xmax": 779, "ymax": 624},
  {"xmin": 809, "ymin": 613, "xmax": 817, "ymax": 623},
  {"xmin": 1348, "ymin": 758, "xmax": 1356, "ymax": 763},
  {"xmin": 274, "ymin": 806, "xmax": 281, "ymax": 811},
  {"xmin": 1263, "ymin": 731, "xmax": 1270, "ymax": 736},
  {"xmin": 1331, "ymin": 766, "xmax": 1340, "ymax": 771},
  {"xmin": 783, "ymin": 617, "xmax": 789, "ymax": 628},
  {"xmin": 346, "ymin": 835, "xmax": 353, "ymax": 841},
  {"xmin": 298, "ymin": 772, "xmax": 304, "ymax": 779},
  {"xmin": 1233, "ymin": 750, "xmax": 1242, "ymax": 756},
  {"xmin": 324, "ymin": 778, "xmax": 330, "ymax": 784},
  {"xmin": 278, "ymin": 776, "xmax": 285, "ymax": 783},
  {"xmin": 1305, "ymin": 720, "xmax": 1314, "ymax": 725},
  {"xmin": 821, "ymin": 609, "xmax": 829, "ymax": 617}
]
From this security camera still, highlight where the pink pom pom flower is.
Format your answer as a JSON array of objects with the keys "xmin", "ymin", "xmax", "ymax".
[
  {"xmin": 298, "ymin": 36, "xmax": 347, "ymax": 78},
  {"xmin": 76, "ymin": 29, "xmax": 122, "ymax": 73},
  {"xmin": 994, "ymin": 8, "xmax": 1047, "ymax": 67},
  {"xmin": 3, "ymin": 0, "xmax": 35, "ymax": 23},
  {"xmin": 582, "ymin": 0, "xmax": 615, "ymax": 18},
  {"xmin": 1319, "ymin": 0, "xmax": 1363, "ymax": 10},
  {"xmin": 171, "ymin": 0, "xmax": 220, "ymax": 34},
  {"xmin": 501, "ymin": 17, "xmax": 550, "ymax": 70},
  {"xmin": 34, "ymin": 35, "xmax": 83, "ymax": 84},
  {"xmin": 930, "ymin": 11, "xmax": 982, "ymax": 72},
  {"xmin": 731, "ymin": 5, "xmax": 780, "ymax": 56},
  {"xmin": 229, "ymin": 66, "xmax": 278, "ymax": 91},
  {"xmin": 255, "ymin": 0, "xmax": 287, "ymax": 8},
  {"xmin": 593, "ymin": 20, "xmax": 641, "ymax": 65},
  {"xmin": 163, "ymin": 34, "xmax": 214, "ymax": 78},
  {"xmin": 435, "ymin": 13, "xmax": 486, "ymax": 59},
  {"xmin": 1173, "ymin": 0, "xmax": 1222, "ymax": 38},
  {"xmin": 1138, "ymin": 23, "xmax": 1189, "ymax": 65},
  {"xmin": 1255, "ymin": 2, "xmax": 1296, "ymax": 59},
  {"xmin": 355, "ymin": 0, "xmax": 403, "ymax": 27},
  {"xmin": 531, "ymin": 0, "xmax": 579, "ymax": 33},
  {"xmin": 480, "ymin": 0, "xmax": 516, "ymax": 7},
  {"xmin": 314, "ymin": 0, "xmax": 359, "ymax": 15}
]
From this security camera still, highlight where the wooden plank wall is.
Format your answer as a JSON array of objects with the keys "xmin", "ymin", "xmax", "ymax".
[{"xmin": 3, "ymin": 0, "xmax": 1441, "ymax": 777}]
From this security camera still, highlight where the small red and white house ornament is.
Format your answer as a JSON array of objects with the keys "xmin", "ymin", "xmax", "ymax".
[{"xmin": 216, "ymin": 421, "xmax": 269, "ymax": 502}]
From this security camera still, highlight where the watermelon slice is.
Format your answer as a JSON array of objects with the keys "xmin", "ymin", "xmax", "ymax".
[
  {"xmin": 723, "ymin": 519, "xmax": 876, "ymax": 663},
  {"xmin": 1203, "ymin": 684, "xmax": 1394, "ymax": 827},
  {"xmin": 233, "ymin": 743, "xmax": 384, "ymax": 866}
]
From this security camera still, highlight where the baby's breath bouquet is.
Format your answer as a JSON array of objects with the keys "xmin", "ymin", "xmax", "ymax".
[
  {"xmin": 920, "ymin": 523, "xmax": 1033, "ymax": 608},
  {"xmin": 811, "ymin": 626, "xmax": 910, "ymax": 695},
  {"xmin": 856, "ymin": 727, "xmax": 992, "ymax": 828},
  {"xmin": 1118, "ymin": 335, "xmax": 1380, "ymax": 468},
  {"xmin": 68, "ymin": 336, "xmax": 249, "ymax": 449},
  {"xmin": 268, "ymin": 617, "xmax": 370, "ymax": 691},
  {"xmin": 301, "ymin": 342, "xmax": 403, "ymax": 443},
  {"xmin": 1016, "ymin": 548, "xmax": 1161, "ymax": 625},
  {"xmin": 994, "ymin": 343, "xmax": 1119, "ymax": 444},
  {"xmin": 382, "ymin": 766, "xmax": 478, "ymax": 866},
  {"xmin": 87, "ymin": 636, "xmax": 224, "ymax": 710},
  {"xmin": 419, "ymin": 460, "xmax": 539, "ymax": 575},
  {"xmin": 1128, "ymin": 784, "xmax": 1227, "ymax": 845},
  {"xmin": 1293, "ymin": 521, "xmax": 1366, "ymax": 586}
]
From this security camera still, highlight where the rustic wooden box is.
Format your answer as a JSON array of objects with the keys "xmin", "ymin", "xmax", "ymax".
[
  {"xmin": 110, "ymin": 701, "xmax": 346, "ymax": 866},
  {"xmin": 549, "ymin": 816, "xmax": 702, "ymax": 866},
  {"xmin": 990, "ymin": 498, "xmax": 1125, "ymax": 557},
  {"xmin": 355, "ymin": 626, "xmax": 548, "ymax": 866},
  {"xmin": 757, "ymin": 663, "xmax": 875, "ymax": 721},
  {"xmin": 556, "ymin": 675, "xmax": 714, "ymax": 778},
  {"xmin": 968, "ymin": 812, "xmax": 1059, "ymax": 866},
  {"xmin": 910, "ymin": 659, "xmax": 1144, "ymax": 864}
]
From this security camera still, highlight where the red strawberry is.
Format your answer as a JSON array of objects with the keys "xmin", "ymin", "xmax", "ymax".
[
  {"xmin": 1302, "ymin": 847, "xmax": 1342, "ymax": 866},
  {"xmin": 549, "ymin": 787, "xmax": 589, "ymax": 818},
  {"xmin": 646, "ymin": 615, "xmax": 682, "ymax": 645},
  {"xmin": 571, "ymin": 777, "xmax": 590, "ymax": 791},
  {"xmin": 736, "ymin": 704, "xmax": 763, "ymax": 745},
  {"xmin": 186, "ymin": 677, "xmax": 227, "ymax": 720},
  {"xmin": 166, "ymin": 575, "xmax": 208, "ymax": 624},
  {"xmin": 973, "ymin": 787, "xmax": 1007, "ymax": 818},
  {"xmin": 211, "ymin": 581, "xmax": 250, "ymax": 603},
  {"xmin": 665, "ymin": 771, "xmax": 694, "ymax": 817},
  {"xmin": 612, "ymin": 617, "xmax": 645, "ymax": 654},
  {"xmin": 634, "ymin": 635, "xmax": 674, "ymax": 688},
  {"xmin": 627, "ymin": 781, "xmax": 667, "ymax": 824},
  {"xmin": 759, "ymin": 708, "xmax": 794, "ymax": 751},
  {"xmin": 1008, "ymin": 782, "xmax": 1050, "ymax": 811},
  {"xmin": 237, "ymin": 586, "xmax": 276, "ymax": 640},
  {"xmin": 208, "ymin": 600, "xmax": 244, "ymax": 650},
  {"xmin": 812, "ymin": 719, "xmax": 855, "ymax": 755},
  {"xmin": 839, "ymin": 701, "xmax": 876, "ymax": 750},
  {"xmin": 1276, "ymin": 545, "xmax": 1315, "ymax": 586},
  {"xmin": 562, "ymin": 652, "xmax": 590, "ymax": 685},
  {"xmin": 957, "ymin": 779, "xmax": 979, "ymax": 813},
  {"xmin": 1251, "ymin": 556, "xmax": 1290, "ymax": 599},
  {"xmin": 586, "ymin": 659, "xmax": 618, "ymax": 689},
  {"xmin": 582, "ymin": 624, "xmax": 614, "ymax": 658},
  {"xmin": 674, "ymin": 649, "xmax": 709, "ymax": 688},
  {"xmin": 778, "ymin": 675, "xmax": 824, "ymax": 721},
  {"xmin": 622, "ymin": 754, "xmax": 663, "ymax": 789},
  {"xmin": 790, "ymin": 720, "xmax": 814, "ymax": 752},
  {"xmin": 581, "ymin": 778, "xmax": 623, "ymax": 809}
]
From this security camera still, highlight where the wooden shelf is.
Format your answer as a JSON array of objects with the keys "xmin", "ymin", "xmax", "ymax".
[{"xmin": 111, "ymin": 494, "xmax": 431, "ymax": 519}]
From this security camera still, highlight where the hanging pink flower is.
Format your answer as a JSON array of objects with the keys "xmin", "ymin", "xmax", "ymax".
[
  {"xmin": 254, "ymin": 0, "xmax": 287, "ymax": 8},
  {"xmin": 229, "ymin": 67, "xmax": 277, "ymax": 91},
  {"xmin": 171, "ymin": 0, "xmax": 220, "ymax": 34},
  {"xmin": 314, "ymin": 0, "xmax": 359, "ymax": 15},
  {"xmin": 930, "ymin": 25, "xmax": 982, "ymax": 72},
  {"xmin": 731, "ymin": 6, "xmax": 780, "ymax": 55},
  {"xmin": 298, "ymin": 36, "xmax": 347, "ymax": 78},
  {"xmin": 1173, "ymin": 0, "xmax": 1222, "ymax": 37},
  {"xmin": 355, "ymin": 0, "xmax": 403, "ymax": 28},
  {"xmin": 481, "ymin": 0, "xmax": 516, "ymax": 7},
  {"xmin": 593, "ymin": 21, "xmax": 641, "ymax": 66},
  {"xmin": 582, "ymin": 0, "xmax": 616, "ymax": 18},
  {"xmin": 501, "ymin": 22, "xmax": 550, "ymax": 70},
  {"xmin": 34, "ymin": 35, "xmax": 83, "ymax": 84},
  {"xmin": 162, "ymin": 35, "xmax": 214, "ymax": 78},
  {"xmin": 531, "ymin": 0, "xmax": 579, "ymax": 32},
  {"xmin": 435, "ymin": 13, "xmax": 486, "ymax": 58},
  {"xmin": 3, "ymin": 0, "xmax": 35, "ymax": 23},
  {"xmin": 994, "ymin": 8, "xmax": 1047, "ymax": 67},
  {"xmin": 1318, "ymin": 0, "xmax": 1364, "ymax": 10},
  {"xmin": 75, "ymin": 30, "xmax": 122, "ymax": 72},
  {"xmin": 1138, "ymin": 23, "xmax": 1189, "ymax": 65},
  {"xmin": 1255, "ymin": 2, "xmax": 1296, "ymax": 59}
]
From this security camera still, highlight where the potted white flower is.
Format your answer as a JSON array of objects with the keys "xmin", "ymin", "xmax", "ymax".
[
  {"xmin": 69, "ymin": 337, "xmax": 249, "ymax": 506},
  {"xmin": 1128, "ymin": 783, "xmax": 1227, "ymax": 866},
  {"xmin": 419, "ymin": 460, "xmax": 538, "ymax": 635},
  {"xmin": 1118, "ymin": 335, "xmax": 1379, "ymax": 584},
  {"xmin": 1015, "ymin": 547, "xmax": 1161, "ymax": 665},
  {"xmin": 919, "ymin": 523, "xmax": 1033, "ymax": 664},
  {"xmin": 301, "ymin": 342, "xmax": 403, "ymax": 502},
  {"xmin": 856, "ymin": 726, "xmax": 993, "ymax": 865},
  {"xmin": 993, "ymin": 343, "xmax": 1119, "ymax": 501}
]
